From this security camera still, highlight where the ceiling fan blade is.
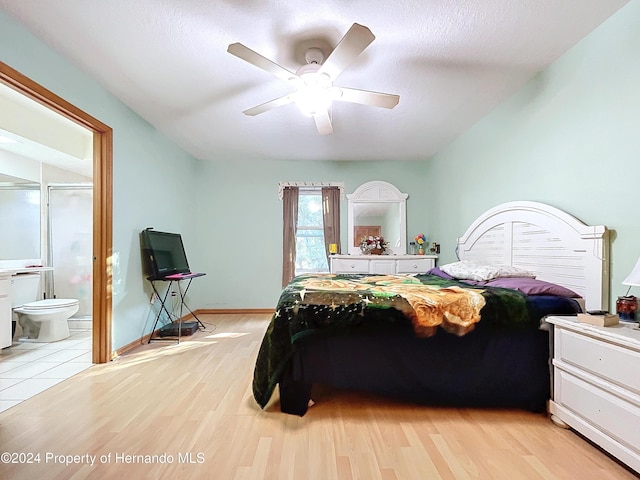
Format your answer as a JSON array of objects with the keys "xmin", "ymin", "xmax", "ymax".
[
  {"xmin": 313, "ymin": 110, "xmax": 333, "ymax": 135},
  {"xmin": 318, "ymin": 23, "xmax": 375, "ymax": 80},
  {"xmin": 334, "ymin": 87, "xmax": 399, "ymax": 109},
  {"xmin": 243, "ymin": 94, "xmax": 294, "ymax": 116},
  {"xmin": 228, "ymin": 43, "xmax": 297, "ymax": 83}
]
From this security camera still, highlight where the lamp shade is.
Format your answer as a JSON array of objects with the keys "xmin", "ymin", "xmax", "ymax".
[{"xmin": 622, "ymin": 257, "xmax": 640, "ymax": 286}]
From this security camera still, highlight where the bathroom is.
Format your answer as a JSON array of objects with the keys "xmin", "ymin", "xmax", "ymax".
[
  {"xmin": 0, "ymin": 83, "xmax": 94, "ymax": 411},
  {"xmin": 0, "ymin": 151, "xmax": 93, "ymax": 327},
  {"xmin": 1, "ymin": 79, "xmax": 93, "ymax": 336},
  {"xmin": 0, "ymin": 165, "xmax": 93, "ymax": 341}
]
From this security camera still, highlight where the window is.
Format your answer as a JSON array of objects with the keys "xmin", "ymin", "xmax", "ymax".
[
  {"xmin": 280, "ymin": 182, "xmax": 342, "ymax": 285},
  {"xmin": 295, "ymin": 190, "xmax": 328, "ymax": 274}
]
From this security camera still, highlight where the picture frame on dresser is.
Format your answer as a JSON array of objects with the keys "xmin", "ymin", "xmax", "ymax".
[{"xmin": 353, "ymin": 226, "xmax": 381, "ymax": 247}]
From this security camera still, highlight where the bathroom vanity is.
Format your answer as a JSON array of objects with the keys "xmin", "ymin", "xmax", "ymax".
[{"xmin": 0, "ymin": 271, "xmax": 11, "ymax": 348}]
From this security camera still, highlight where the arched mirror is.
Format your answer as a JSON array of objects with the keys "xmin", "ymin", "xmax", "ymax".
[{"xmin": 347, "ymin": 181, "xmax": 407, "ymax": 255}]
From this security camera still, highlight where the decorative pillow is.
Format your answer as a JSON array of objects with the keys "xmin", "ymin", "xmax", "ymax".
[
  {"xmin": 439, "ymin": 260, "xmax": 536, "ymax": 282},
  {"xmin": 484, "ymin": 277, "xmax": 581, "ymax": 298},
  {"xmin": 426, "ymin": 267, "xmax": 455, "ymax": 280}
]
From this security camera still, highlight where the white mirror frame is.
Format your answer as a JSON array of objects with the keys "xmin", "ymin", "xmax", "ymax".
[{"xmin": 347, "ymin": 180, "xmax": 408, "ymax": 255}]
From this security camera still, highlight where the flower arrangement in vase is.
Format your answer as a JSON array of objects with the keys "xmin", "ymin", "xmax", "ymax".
[
  {"xmin": 414, "ymin": 233, "xmax": 427, "ymax": 255},
  {"xmin": 360, "ymin": 235, "xmax": 388, "ymax": 255}
]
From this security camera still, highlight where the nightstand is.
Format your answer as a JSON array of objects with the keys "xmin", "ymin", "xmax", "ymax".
[{"xmin": 545, "ymin": 315, "xmax": 640, "ymax": 474}]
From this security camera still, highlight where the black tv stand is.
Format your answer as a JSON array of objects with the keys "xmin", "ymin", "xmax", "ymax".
[{"xmin": 147, "ymin": 273, "xmax": 206, "ymax": 343}]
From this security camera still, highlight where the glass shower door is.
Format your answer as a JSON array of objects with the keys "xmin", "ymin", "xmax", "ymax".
[{"xmin": 47, "ymin": 185, "xmax": 93, "ymax": 318}]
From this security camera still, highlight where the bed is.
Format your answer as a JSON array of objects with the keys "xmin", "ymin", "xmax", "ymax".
[{"xmin": 254, "ymin": 201, "xmax": 610, "ymax": 416}]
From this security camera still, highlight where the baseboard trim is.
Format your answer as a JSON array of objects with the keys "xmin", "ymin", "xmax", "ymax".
[
  {"xmin": 114, "ymin": 335, "xmax": 152, "ymax": 358},
  {"xmin": 195, "ymin": 308, "xmax": 275, "ymax": 315},
  {"xmin": 113, "ymin": 309, "xmax": 274, "ymax": 358}
]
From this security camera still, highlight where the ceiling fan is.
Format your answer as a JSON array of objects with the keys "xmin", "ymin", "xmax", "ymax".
[{"xmin": 227, "ymin": 23, "xmax": 400, "ymax": 135}]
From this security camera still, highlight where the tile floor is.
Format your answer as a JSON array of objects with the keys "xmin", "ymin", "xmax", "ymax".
[{"xmin": 0, "ymin": 321, "xmax": 92, "ymax": 413}]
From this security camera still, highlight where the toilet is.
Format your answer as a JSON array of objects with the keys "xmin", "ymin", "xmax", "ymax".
[{"xmin": 11, "ymin": 273, "xmax": 79, "ymax": 342}]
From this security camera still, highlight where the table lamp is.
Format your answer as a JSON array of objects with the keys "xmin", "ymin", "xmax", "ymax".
[{"xmin": 618, "ymin": 256, "xmax": 640, "ymax": 321}]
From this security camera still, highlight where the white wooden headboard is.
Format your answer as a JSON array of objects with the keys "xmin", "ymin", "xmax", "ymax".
[{"xmin": 456, "ymin": 201, "xmax": 609, "ymax": 311}]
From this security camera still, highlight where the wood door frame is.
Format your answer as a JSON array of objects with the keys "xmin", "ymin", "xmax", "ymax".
[{"xmin": 0, "ymin": 61, "xmax": 113, "ymax": 363}]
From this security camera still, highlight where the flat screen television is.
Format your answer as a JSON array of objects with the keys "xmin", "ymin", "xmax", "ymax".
[{"xmin": 140, "ymin": 228, "xmax": 191, "ymax": 279}]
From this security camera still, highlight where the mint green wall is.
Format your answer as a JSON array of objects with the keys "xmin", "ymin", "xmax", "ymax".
[
  {"xmin": 427, "ymin": 1, "xmax": 640, "ymax": 309},
  {"xmin": 6, "ymin": 1, "xmax": 635, "ymax": 348},
  {"xmin": 0, "ymin": 11, "xmax": 200, "ymax": 350},
  {"xmin": 190, "ymin": 159, "xmax": 429, "ymax": 308}
]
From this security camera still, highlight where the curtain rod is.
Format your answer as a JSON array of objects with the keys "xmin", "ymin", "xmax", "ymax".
[{"xmin": 278, "ymin": 182, "xmax": 344, "ymax": 199}]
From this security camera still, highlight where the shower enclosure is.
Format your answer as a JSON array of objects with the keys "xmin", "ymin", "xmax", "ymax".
[{"xmin": 46, "ymin": 184, "xmax": 93, "ymax": 319}]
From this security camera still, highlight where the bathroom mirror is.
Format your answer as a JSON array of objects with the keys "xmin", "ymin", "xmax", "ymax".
[
  {"xmin": 347, "ymin": 181, "xmax": 407, "ymax": 255},
  {"xmin": 0, "ymin": 181, "xmax": 41, "ymax": 260}
]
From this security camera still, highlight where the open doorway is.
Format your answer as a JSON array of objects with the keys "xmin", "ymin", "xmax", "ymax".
[{"xmin": 0, "ymin": 61, "xmax": 112, "ymax": 364}]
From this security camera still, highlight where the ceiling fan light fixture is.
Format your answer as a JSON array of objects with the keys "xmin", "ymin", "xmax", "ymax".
[
  {"xmin": 294, "ymin": 84, "xmax": 332, "ymax": 116},
  {"xmin": 228, "ymin": 23, "xmax": 398, "ymax": 133},
  {"xmin": 293, "ymin": 69, "xmax": 333, "ymax": 116}
]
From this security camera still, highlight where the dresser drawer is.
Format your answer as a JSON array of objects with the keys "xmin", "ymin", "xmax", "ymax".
[
  {"xmin": 396, "ymin": 258, "xmax": 434, "ymax": 273},
  {"xmin": 555, "ymin": 368, "xmax": 640, "ymax": 455},
  {"xmin": 556, "ymin": 328, "xmax": 640, "ymax": 394},
  {"xmin": 330, "ymin": 258, "xmax": 369, "ymax": 274},
  {"xmin": 368, "ymin": 259, "xmax": 396, "ymax": 275}
]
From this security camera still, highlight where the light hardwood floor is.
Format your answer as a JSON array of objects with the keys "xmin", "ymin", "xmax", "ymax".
[{"xmin": 0, "ymin": 314, "xmax": 636, "ymax": 480}]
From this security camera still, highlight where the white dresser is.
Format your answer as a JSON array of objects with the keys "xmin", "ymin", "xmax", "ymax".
[
  {"xmin": 546, "ymin": 315, "xmax": 640, "ymax": 474},
  {"xmin": 329, "ymin": 254, "xmax": 437, "ymax": 275}
]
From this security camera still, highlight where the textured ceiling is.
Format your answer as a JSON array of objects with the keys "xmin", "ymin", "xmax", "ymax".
[{"xmin": 0, "ymin": 0, "xmax": 629, "ymax": 163}]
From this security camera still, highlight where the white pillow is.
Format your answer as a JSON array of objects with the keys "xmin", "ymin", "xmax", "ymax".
[{"xmin": 440, "ymin": 260, "xmax": 536, "ymax": 282}]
